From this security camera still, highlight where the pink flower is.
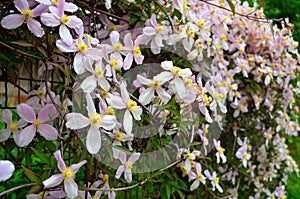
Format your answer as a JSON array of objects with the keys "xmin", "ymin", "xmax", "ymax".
[
  {"xmin": 1, "ymin": 0, "xmax": 47, "ymax": 37},
  {"xmin": 41, "ymin": 0, "xmax": 82, "ymax": 46},
  {"xmin": 66, "ymin": 93, "xmax": 116, "ymax": 154},
  {"xmin": 0, "ymin": 160, "xmax": 15, "ymax": 182},
  {"xmin": 188, "ymin": 163, "xmax": 206, "ymax": 191},
  {"xmin": 115, "ymin": 151, "xmax": 140, "ymax": 183},
  {"xmin": 110, "ymin": 82, "xmax": 142, "ymax": 134},
  {"xmin": 16, "ymin": 103, "xmax": 59, "ymax": 147},
  {"xmin": 214, "ymin": 139, "xmax": 226, "ymax": 163},
  {"xmin": 123, "ymin": 33, "xmax": 144, "ymax": 70},
  {"xmin": 235, "ymin": 146, "xmax": 251, "ymax": 168},
  {"xmin": 204, "ymin": 170, "xmax": 223, "ymax": 193},
  {"xmin": 36, "ymin": 0, "xmax": 78, "ymax": 13},
  {"xmin": 0, "ymin": 109, "xmax": 26, "ymax": 143},
  {"xmin": 43, "ymin": 150, "xmax": 87, "ymax": 199}
]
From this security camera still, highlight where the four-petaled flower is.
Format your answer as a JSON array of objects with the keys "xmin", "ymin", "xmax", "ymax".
[
  {"xmin": 115, "ymin": 151, "xmax": 140, "ymax": 183},
  {"xmin": 43, "ymin": 150, "xmax": 87, "ymax": 199}
]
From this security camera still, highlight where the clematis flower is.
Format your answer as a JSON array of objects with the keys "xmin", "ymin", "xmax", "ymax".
[
  {"xmin": 204, "ymin": 170, "xmax": 223, "ymax": 193},
  {"xmin": 110, "ymin": 82, "xmax": 142, "ymax": 134},
  {"xmin": 115, "ymin": 151, "xmax": 140, "ymax": 183},
  {"xmin": 123, "ymin": 33, "xmax": 144, "ymax": 69},
  {"xmin": 136, "ymin": 74, "xmax": 171, "ymax": 105},
  {"xmin": 66, "ymin": 93, "xmax": 116, "ymax": 154},
  {"xmin": 0, "ymin": 109, "xmax": 26, "ymax": 143},
  {"xmin": 188, "ymin": 163, "xmax": 206, "ymax": 191},
  {"xmin": 235, "ymin": 146, "xmax": 251, "ymax": 168},
  {"xmin": 1, "ymin": 0, "xmax": 47, "ymax": 37},
  {"xmin": 214, "ymin": 139, "xmax": 226, "ymax": 163},
  {"xmin": 80, "ymin": 60, "xmax": 110, "ymax": 93},
  {"xmin": 0, "ymin": 160, "xmax": 15, "ymax": 182},
  {"xmin": 43, "ymin": 150, "xmax": 87, "ymax": 199},
  {"xmin": 26, "ymin": 189, "xmax": 66, "ymax": 199},
  {"xmin": 16, "ymin": 103, "xmax": 59, "ymax": 147},
  {"xmin": 36, "ymin": 0, "xmax": 78, "ymax": 13},
  {"xmin": 41, "ymin": 0, "xmax": 82, "ymax": 46}
]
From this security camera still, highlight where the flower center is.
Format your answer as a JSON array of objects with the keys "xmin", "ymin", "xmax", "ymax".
[
  {"xmin": 187, "ymin": 29, "xmax": 195, "ymax": 38},
  {"xmin": 184, "ymin": 78, "xmax": 193, "ymax": 87},
  {"xmin": 243, "ymin": 152, "xmax": 249, "ymax": 159},
  {"xmin": 113, "ymin": 43, "xmax": 123, "ymax": 51},
  {"xmin": 95, "ymin": 68, "xmax": 104, "ymax": 79},
  {"xmin": 89, "ymin": 112, "xmax": 102, "ymax": 128},
  {"xmin": 133, "ymin": 47, "xmax": 141, "ymax": 55},
  {"xmin": 156, "ymin": 25, "xmax": 163, "ymax": 33},
  {"xmin": 38, "ymin": 191, "xmax": 49, "ymax": 199},
  {"xmin": 52, "ymin": 0, "xmax": 58, "ymax": 6},
  {"xmin": 22, "ymin": 9, "xmax": 33, "ymax": 19},
  {"xmin": 109, "ymin": 24, "xmax": 117, "ymax": 31},
  {"xmin": 105, "ymin": 106, "xmax": 115, "ymax": 115},
  {"xmin": 33, "ymin": 120, "xmax": 41, "ymax": 128},
  {"xmin": 63, "ymin": 167, "xmax": 75, "ymax": 178},
  {"xmin": 220, "ymin": 34, "xmax": 227, "ymax": 41},
  {"xmin": 171, "ymin": 66, "xmax": 183, "ymax": 77},
  {"xmin": 61, "ymin": 14, "xmax": 70, "ymax": 25},
  {"xmin": 100, "ymin": 90, "xmax": 109, "ymax": 99},
  {"xmin": 92, "ymin": 196, "xmax": 100, "ymax": 199},
  {"xmin": 197, "ymin": 173, "xmax": 204, "ymax": 180},
  {"xmin": 197, "ymin": 20, "xmax": 205, "ymax": 28},
  {"xmin": 110, "ymin": 59, "xmax": 119, "ymax": 69},
  {"xmin": 213, "ymin": 176, "xmax": 219, "ymax": 184},
  {"xmin": 115, "ymin": 131, "xmax": 123, "ymax": 141},
  {"xmin": 203, "ymin": 94, "xmax": 212, "ymax": 106},
  {"xmin": 36, "ymin": 89, "xmax": 46, "ymax": 98},
  {"xmin": 125, "ymin": 161, "xmax": 133, "ymax": 169},
  {"xmin": 77, "ymin": 42, "xmax": 88, "ymax": 53},
  {"xmin": 219, "ymin": 147, "xmax": 225, "ymax": 154},
  {"xmin": 103, "ymin": 174, "xmax": 109, "ymax": 183},
  {"xmin": 150, "ymin": 80, "xmax": 162, "ymax": 89},
  {"xmin": 127, "ymin": 99, "xmax": 137, "ymax": 113},
  {"xmin": 8, "ymin": 122, "xmax": 18, "ymax": 132}
]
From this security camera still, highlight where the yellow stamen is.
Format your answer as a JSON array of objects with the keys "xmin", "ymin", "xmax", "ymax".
[
  {"xmin": 63, "ymin": 167, "xmax": 75, "ymax": 178},
  {"xmin": 95, "ymin": 68, "xmax": 104, "ymax": 79},
  {"xmin": 33, "ymin": 120, "xmax": 41, "ymax": 128},
  {"xmin": 150, "ymin": 80, "xmax": 162, "ymax": 89},
  {"xmin": 127, "ymin": 99, "xmax": 137, "ymax": 113},
  {"xmin": 61, "ymin": 14, "xmax": 70, "ymax": 25},
  {"xmin": 125, "ymin": 162, "xmax": 132, "ymax": 169},
  {"xmin": 133, "ymin": 47, "xmax": 141, "ymax": 55},
  {"xmin": 89, "ymin": 112, "xmax": 102, "ymax": 128},
  {"xmin": 77, "ymin": 42, "xmax": 88, "ymax": 53},
  {"xmin": 171, "ymin": 66, "xmax": 183, "ymax": 76},
  {"xmin": 115, "ymin": 131, "xmax": 123, "ymax": 141},
  {"xmin": 22, "ymin": 9, "xmax": 33, "ymax": 19},
  {"xmin": 105, "ymin": 106, "xmax": 115, "ymax": 115},
  {"xmin": 8, "ymin": 122, "xmax": 18, "ymax": 132}
]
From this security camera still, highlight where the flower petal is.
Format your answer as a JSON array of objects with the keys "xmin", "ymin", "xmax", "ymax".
[
  {"xmin": 102, "ymin": 115, "xmax": 116, "ymax": 131},
  {"xmin": 67, "ymin": 15, "xmax": 83, "ymax": 29},
  {"xmin": 128, "ymin": 153, "xmax": 140, "ymax": 163},
  {"xmin": 14, "ymin": 0, "xmax": 28, "ymax": 12},
  {"xmin": 2, "ymin": 109, "xmax": 12, "ymax": 124},
  {"xmin": 32, "ymin": 4, "xmax": 48, "ymax": 17},
  {"xmin": 0, "ymin": 129, "xmax": 11, "ymax": 142},
  {"xmin": 110, "ymin": 96, "xmax": 126, "ymax": 109},
  {"xmin": 56, "ymin": 39, "xmax": 77, "ymax": 53},
  {"xmin": 123, "ymin": 53, "xmax": 133, "ymax": 70},
  {"xmin": 1, "ymin": 14, "xmax": 24, "ymax": 29},
  {"xmin": 156, "ymin": 88, "xmax": 171, "ymax": 104},
  {"xmin": 43, "ymin": 174, "xmax": 64, "ymax": 188},
  {"xmin": 143, "ymin": 27, "xmax": 156, "ymax": 36},
  {"xmin": 123, "ymin": 110, "xmax": 133, "ymax": 134},
  {"xmin": 17, "ymin": 125, "xmax": 36, "ymax": 147},
  {"xmin": 190, "ymin": 179, "xmax": 200, "ymax": 191},
  {"xmin": 59, "ymin": 25, "xmax": 73, "ymax": 46},
  {"xmin": 70, "ymin": 160, "xmax": 87, "ymax": 173},
  {"xmin": 64, "ymin": 179, "xmax": 79, "ymax": 199},
  {"xmin": 38, "ymin": 104, "xmax": 58, "ymax": 123},
  {"xmin": 139, "ymin": 88, "xmax": 154, "ymax": 105},
  {"xmin": 86, "ymin": 93, "xmax": 96, "ymax": 115},
  {"xmin": 0, "ymin": 160, "xmax": 15, "ymax": 182},
  {"xmin": 54, "ymin": 150, "xmax": 66, "ymax": 172},
  {"xmin": 26, "ymin": 18, "xmax": 44, "ymax": 37},
  {"xmin": 41, "ymin": 13, "xmax": 60, "ymax": 27},
  {"xmin": 124, "ymin": 169, "xmax": 132, "ymax": 183},
  {"xmin": 38, "ymin": 124, "xmax": 58, "ymax": 140},
  {"xmin": 115, "ymin": 165, "xmax": 125, "ymax": 179},
  {"xmin": 17, "ymin": 103, "xmax": 35, "ymax": 123},
  {"xmin": 65, "ymin": 2, "xmax": 78, "ymax": 12},
  {"xmin": 65, "ymin": 113, "xmax": 90, "ymax": 130},
  {"xmin": 86, "ymin": 127, "xmax": 101, "ymax": 154},
  {"xmin": 81, "ymin": 75, "xmax": 96, "ymax": 93}
]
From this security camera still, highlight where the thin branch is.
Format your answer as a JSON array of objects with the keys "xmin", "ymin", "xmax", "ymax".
[
  {"xmin": 0, "ymin": 41, "xmax": 43, "ymax": 60},
  {"xmin": 0, "ymin": 183, "xmax": 37, "ymax": 197}
]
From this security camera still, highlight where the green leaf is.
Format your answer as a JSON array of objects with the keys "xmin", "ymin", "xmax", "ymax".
[
  {"xmin": 166, "ymin": 184, "xmax": 171, "ymax": 199},
  {"xmin": 129, "ymin": 17, "xmax": 138, "ymax": 25},
  {"xmin": 22, "ymin": 166, "xmax": 41, "ymax": 183},
  {"xmin": 37, "ymin": 46, "xmax": 47, "ymax": 58},
  {"xmin": 10, "ymin": 40, "xmax": 35, "ymax": 47},
  {"xmin": 112, "ymin": 145, "xmax": 131, "ymax": 153},
  {"xmin": 30, "ymin": 147, "xmax": 50, "ymax": 165},
  {"xmin": 176, "ymin": 190, "xmax": 185, "ymax": 199},
  {"xmin": 226, "ymin": 0, "xmax": 235, "ymax": 16}
]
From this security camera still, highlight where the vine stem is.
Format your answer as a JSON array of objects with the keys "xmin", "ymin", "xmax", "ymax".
[
  {"xmin": 0, "ymin": 41, "xmax": 43, "ymax": 60},
  {"xmin": 0, "ymin": 183, "xmax": 37, "ymax": 197}
]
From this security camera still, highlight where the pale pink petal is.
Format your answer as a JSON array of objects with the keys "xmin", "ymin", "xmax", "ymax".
[
  {"xmin": 65, "ymin": 113, "xmax": 90, "ymax": 130},
  {"xmin": 115, "ymin": 165, "xmax": 124, "ymax": 179},
  {"xmin": 65, "ymin": 2, "xmax": 78, "ymax": 12},
  {"xmin": 128, "ymin": 153, "xmax": 140, "ymax": 163},
  {"xmin": 14, "ymin": 0, "xmax": 28, "ymax": 12},
  {"xmin": 124, "ymin": 168, "xmax": 132, "ymax": 182},
  {"xmin": 17, "ymin": 103, "xmax": 35, "ymax": 123},
  {"xmin": 98, "ymin": 79, "xmax": 110, "ymax": 91},
  {"xmin": 139, "ymin": 88, "xmax": 154, "ymax": 105},
  {"xmin": 86, "ymin": 93, "xmax": 96, "ymax": 115},
  {"xmin": 54, "ymin": 150, "xmax": 66, "ymax": 172},
  {"xmin": 38, "ymin": 124, "xmax": 58, "ymax": 140},
  {"xmin": 119, "ymin": 151, "xmax": 127, "ymax": 164},
  {"xmin": 136, "ymin": 74, "xmax": 151, "ymax": 85},
  {"xmin": 204, "ymin": 170, "xmax": 212, "ymax": 180},
  {"xmin": 26, "ymin": 18, "xmax": 44, "ymax": 37},
  {"xmin": 34, "ymin": 0, "xmax": 52, "ymax": 5},
  {"xmin": 110, "ymin": 31, "xmax": 120, "ymax": 44},
  {"xmin": 123, "ymin": 53, "xmax": 133, "ymax": 70},
  {"xmin": 17, "ymin": 125, "xmax": 36, "ymax": 147},
  {"xmin": 1, "ymin": 14, "xmax": 24, "ymax": 29},
  {"xmin": 43, "ymin": 174, "xmax": 64, "ymax": 188},
  {"xmin": 120, "ymin": 82, "xmax": 129, "ymax": 100},
  {"xmin": 73, "ymin": 53, "xmax": 85, "ymax": 74},
  {"xmin": 57, "ymin": 0, "xmax": 65, "ymax": 17},
  {"xmin": 86, "ymin": 127, "xmax": 101, "ymax": 154},
  {"xmin": 81, "ymin": 75, "xmax": 97, "ymax": 93},
  {"xmin": 41, "ymin": 13, "xmax": 60, "ymax": 27},
  {"xmin": 123, "ymin": 110, "xmax": 132, "ymax": 134},
  {"xmin": 124, "ymin": 33, "xmax": 133, "ymax": 49},
  {"xmin": 143, "ymin": 27, "xmax": 156, "ymax": 36},
  {"xmin": 67, "ymin": 16, "xmax": 83, "ymax": 29},
  {"xmin": 154, "ymin": 71, "xmax": 173, "ymax": 83},
  {"xmin": 0, "ymin": 160, "xmax": 15, "ymax": 182},
  {"xmin": 0, "ymin": 129, "xmax": 11, "ymax": 142},
  {"xmin": 64, "ymin": 178, "xmax": 79, "ymax": 198},
  {"xmin": 190, "ymin": 179, "xmax": 199, "ymax": 191},
  {"xmin": 56, "ymin": 39, "xmax": 77, "ymax": 52},
  {"xmin": 174, "ymin": 77, "xmax": 186, "ymax": 98},
  {"xmin": 87, "ymin": 48, "xmax": 101, "ymax": 60},
  {"xmin": 110, "ymin": 96, "xmax": 126, "ymax": 109},
  {"xmin": 38, "ymin": 104, "xmax": 58, "ymax": 123},
  {"xmin": 32, "ymin": 4, "xmax": 48, "ymax": 17},
  {"xmin": 161, "ymin": 61, "xmax": 173, "ymax": 70},
  {"xmin": 102, "ymin": 115, "xmax": 116, "ymax": 131},
  {"xmin": 134, "ymin": 54, "xmax": 144, "ymax": 65},
  {"xmin": 216, "ymin": 183, "xmax": 223, "ymax": 193},
  {"xmin": 134, "ymin": 35, "xmax": 144, "ymax": 46},
  {"xmin": 156, "ymin": 88, "xmax": 171, "ymax": 104},
  {"xmin": 70, "ymin": 160, "xmax": 87, "ymax": 173},
  {"xmin": 59, "ymin": 25, "xmax": 72, "ymax": 46},
  {"xmin": 2, "ymin": 109, "xmax": 12, "ymax": 124},
  {"xmin": 17, "ymin": 119, "xmax": 27, "ymax": 128},
  {"xmin": 196, "ymin": 163, "xmax": 202, "ymax": 174},
  {"xmin": 132, "ymin": 106, "xmax": 142, "ymax": 120}
]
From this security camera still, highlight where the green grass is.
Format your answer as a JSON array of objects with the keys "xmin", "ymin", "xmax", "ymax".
[{"xmin": 287, "ymin": 136, "xmax": 300, "ymax": 199}]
